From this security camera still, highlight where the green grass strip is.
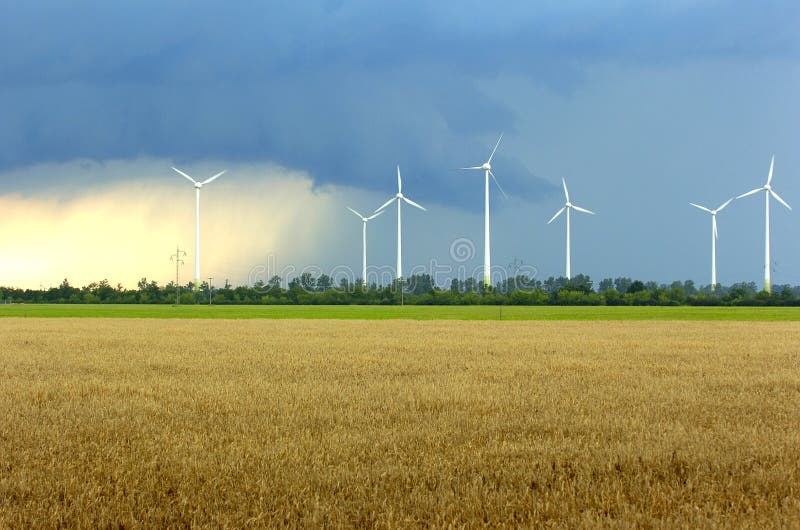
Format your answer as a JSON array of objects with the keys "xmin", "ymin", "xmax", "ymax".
[{"xmin": 1, "ymin": 304, "xmax": 799, "ymax": 320}]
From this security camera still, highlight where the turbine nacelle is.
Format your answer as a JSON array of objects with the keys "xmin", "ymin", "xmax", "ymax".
[
  {"xmin": 374, "ymin": 166, "xmax": 427, "ymax": 214},
  {"xmin": 548, "ymin": 178, "xmax": 595, "ymax": 223},
  {"xmin": 736, "ymin": 156, "xmax": 791, "ymax": 210},
  {"xmin": 457, "ymin": 134, "xmax": 507, "ymax": 201},
  {"xmin": 172, "ymin": 167, "xmax": 227, "ymax": 188},
  {"xmin": 690, "ymin": 198, "xmax": 732, "ymax": 226},
  {"xmin": 347, "ymin": 206, "xmax": 384, "ymax": 224}
]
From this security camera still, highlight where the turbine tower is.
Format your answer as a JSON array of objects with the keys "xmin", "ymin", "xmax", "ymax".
[
  {"xmin": 347, "ymin": 206, "xmax": 384, "ymax": 286},
  {"xmin": 736, "ymin": 155, "xmax": 792, "ymax": 293},
  {"xmin": 460, "ymin": 134, "xmax": 507, "ymax": 288},
  {"xmin": 689, "ymin": 198, "xmax": 733, "ymax": 290},
  {"xmin": 172, "ymin": 167, "xmax": 226, "ymax": 288},
  {"xmin": 375, "ymin": 166, "xmax": 426, "ymax": 280},
  {"xmin": 547, "ymin": 178, "xmax": 595, "ymax": 280}
]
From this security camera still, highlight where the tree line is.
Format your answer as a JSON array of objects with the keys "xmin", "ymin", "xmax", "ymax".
[{"xmin": 2, "ymin": 274, "xmax": 800, "ymax": 306}]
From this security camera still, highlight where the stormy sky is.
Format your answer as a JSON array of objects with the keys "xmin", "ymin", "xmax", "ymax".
[{"xmin": 1, "ymin": 1, "xmax": 799, "ymax": 288}]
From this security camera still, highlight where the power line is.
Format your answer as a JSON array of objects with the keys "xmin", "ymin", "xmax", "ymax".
[{"xmin": 170, "ymin": 245, "xmax": 187, "ymax": 305}]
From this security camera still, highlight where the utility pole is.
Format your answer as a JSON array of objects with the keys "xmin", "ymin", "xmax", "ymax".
[
  {"xmin": 207, "ymin": 276, "xmax": 213, "ymax": 306},
  {"xmin": 508, "ymin": 257, "xmax": 524, "ymax": 276},
  {"xmin": 170, "ymin": 245, "xmax": 187, "ymax": 305},
  {"xmin": 506, "ymin": 257, "xmax": 526, "ymax": 292}
]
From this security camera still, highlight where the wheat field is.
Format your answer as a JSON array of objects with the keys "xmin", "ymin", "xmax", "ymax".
[{"xmin": 1, "ymin": 318, "xmax": 798, "ymax": 528}]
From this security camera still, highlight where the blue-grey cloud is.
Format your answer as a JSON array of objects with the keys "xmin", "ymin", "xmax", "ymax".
[{"xmin": 0, "ymin": 0, "xmax": 797, "ymax": 211}]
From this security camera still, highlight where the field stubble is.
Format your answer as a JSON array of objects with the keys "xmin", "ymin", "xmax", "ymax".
[{"xmin": 0, "ymin": 318, "xmax": 798, "ymax": 528}]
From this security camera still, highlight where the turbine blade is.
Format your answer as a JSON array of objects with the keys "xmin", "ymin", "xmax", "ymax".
[
  {"xmin": 375, "ymin": 197, "xmax": 396, "ymax": 213},
  {"xmin": 572, "ymin": 205, "xmax": 595, "ymax": 215},
  {"xmin": 403, "ymin": 197, "xmax": 426, "ymax": 211},
  {"xmin": 489, "ymin": 170, "xmax": 508, "ymax": 199},
  {"xmin": 201, "ymin": 170, "xmax": 227, "ymax": 185},
  {"xmin": 459, "ymin": 166, "xmax": 483, "ymax": 170},
  {"xmin": 347, "ymin": 207, "xmax": 363, "ymax": 218},
  {"xmin": 713, "ymin": 215, "xmax": 718, "ymax": 239},
  {"xmin": 172, "ymin": 167, "xmax": 197, "ymax": 185},
  {"xmin": 547, "ymin": 207, "xmax": 566, "ymax": 224},
  {"xmin": 365, "ymin": 209, "xmax": 385, "ymax": 221},
  {"xmin": 736, "ymin": 188, "xmax": 762, "ymax": 199},
  {"xmin": 715, "ymin": 198, "xmax": 734, "ymax": 212},
  {"xmin": 562, "ymin": 178, "xmax": 570, "ymax": 202},
  {"xmin": 487, "ymin": 133, "xmax": 503, "ymax": 163},
  {"xmin": 767, "ymin": 155, "xmax": 774, "ymax": 185},
  {"xmin": 689, "ymin": 202, "xmax": 713, "ymax": 214},
  {"xmin": 770, "ymin": 189, "xmax": 792, "ymax": 210},
  {"xmin": 397, "ymin": 165, "xmax": 402, "ymax": 193}
]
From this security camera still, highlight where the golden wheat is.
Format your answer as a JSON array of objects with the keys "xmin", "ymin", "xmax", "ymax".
[{"xmin": 0, "ymin": 318, "xmax": 798, "ymax": 528}]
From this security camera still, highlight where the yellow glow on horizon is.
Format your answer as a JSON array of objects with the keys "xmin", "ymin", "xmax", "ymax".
[{"xmin": 0, "ymin": 160, "xmax": 341, "ymax": 289}]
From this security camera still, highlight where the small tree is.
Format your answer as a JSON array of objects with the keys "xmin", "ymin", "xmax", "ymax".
[{"xmin": 627, "ymin": 280, "xmax": 646, "ymax": 294}]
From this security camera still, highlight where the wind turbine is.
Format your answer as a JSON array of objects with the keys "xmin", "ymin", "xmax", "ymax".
[
  {"xmin": 547, "ymin": 178, "xmax": 594, "ymax": 280},
  {"xmin": 172, "ymin": 167, "xmax": 226, "ymax": 288},
  {"xmin": 689, "ymin": 198, "xmax": 733, "ymax": 290},
  {"xmin": 460, "ymin": 133, "xmax": 507, "ymax": 287},
  {"xmin": 736, "ymin": 155, "xmax": 791, "ymax": 293},
  {"xmin": 375, "ymin": 166, "xmax": 426, "ymax": 280},
  {"xmin": 347, "ymin": 206, "xmax": 385, "ymax": 286}
]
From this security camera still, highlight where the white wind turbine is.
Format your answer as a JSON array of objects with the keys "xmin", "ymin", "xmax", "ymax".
[
  {"xmin": 689, "ymin": 198, "xmax": 733, "ymax": 290},
  {"xmin": 375, "ymin": 166, "xmax": 426, "ymax": 280},
  {"xmin": 347, "ymin": 206, "xmax": 385, "ymax": 286},
  {"xmin": 736, "ymin": 155, "xmax": 791, "ymax": 293},
  {"xmin": 460, "ymin": 133, "xmax": 507, "ymax": 287},
  {"xmin": 172, "ymin": 167, "xmax": 227, "ymax": 288},
  {"xmin": 547, "ymin": 178, "xmax": 595, "ymax": 280}
]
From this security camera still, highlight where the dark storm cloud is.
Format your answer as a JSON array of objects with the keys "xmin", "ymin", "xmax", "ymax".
[{"xmin": 1, "ymin": 1, "xmax": 797, "ymax": 207}]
